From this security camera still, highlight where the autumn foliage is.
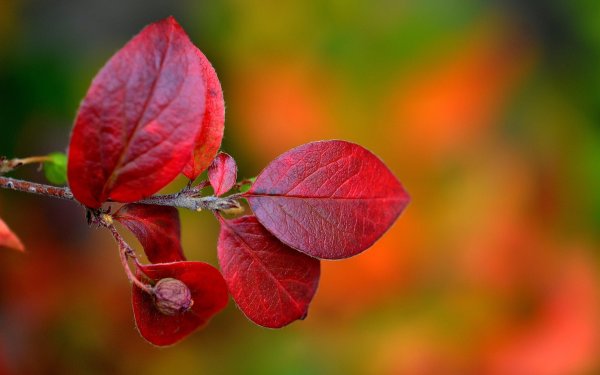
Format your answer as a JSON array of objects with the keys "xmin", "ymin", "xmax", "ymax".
[{"xmin": 0, "ymin": 17, "xmax": 409, "ymax": 346}]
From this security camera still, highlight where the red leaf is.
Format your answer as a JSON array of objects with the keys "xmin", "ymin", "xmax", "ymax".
[
  {"xmin": 67, "ymin": 17, "xmax": 207, "ymax": 208},
  {"xmin": 244, "ymin": 140, "xmax": 410, "ymax": 259},
  {"xmin": 208, "ymin": 153, "xmax": 237, "ymax": 196},
  {"xmin": 114, "ymin": 204, "xmax": 185, "ymax": 263},
  {"xmin": 132, "ymin": 261, "xmax": 228, "ymax": 346},
  {"xmin": 217, "ymin": 215, "xmax": 320, "ymax": 328},
  {"xmin": 182, "ymin": 48, "xmax": 225, "ymax": 180},
  {"xmin": 0, "ymin": 217, "xmax": 24, "ymax": 252}
]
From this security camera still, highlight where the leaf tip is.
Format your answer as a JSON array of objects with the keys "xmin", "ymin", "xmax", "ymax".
[
  {"xmin": 161, "ymin": 15, "xmax": 180, "ymax": 28},
  {"xmin": 0, "ymin": 218, "xmax": 25, "ymax": 253}
]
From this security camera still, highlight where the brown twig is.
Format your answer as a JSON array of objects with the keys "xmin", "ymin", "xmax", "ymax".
[
  {"xmin": 0, "ymin": 176, "xmax": 242, "ymax": 211},
  {"xmin": 0, "ymin": 156, "xmax": 51, "ymax": 174},
  {"xmin": 0, "ymin": 176, "xmax": 74, "ymax": 200},
  {"xmin": 98, "ymin": 213, "xmax": 153, "ymax": 294}
]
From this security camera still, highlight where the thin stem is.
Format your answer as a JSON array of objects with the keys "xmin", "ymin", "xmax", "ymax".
[
  {"xmin": 189, "ymin": 180, "xmax": 210, "ymax": 193},
  {"xmin": 101, "ymin": 215, "xmax": 153, "ymax": 294},
  {"xmin": 18, "ymin": 156, "xmax": 52, "ymax": 165},
  {"xmin": 233, "ymin": 177, "xmax": 255, "ymax": 192},
  {"xmin": 0, "ymin": 176, "xmax": 74, "ymax": 201},
  {"xmin": 0, "ymin": 156, "xmax": 51, "ymax": 174},
  {"xmin": 137, "ymin": 193, "xmax": 242, "ymax": 212},
  {"xmin": 0, "ymin": 176, "xmax": 243, "ymax": 211}
]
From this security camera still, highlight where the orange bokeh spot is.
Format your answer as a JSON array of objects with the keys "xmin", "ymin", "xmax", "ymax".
[
  {"xmin": 231, "ymin": 60, "xmax": 337, "ymax": 162},
  {"xmin": 389, "ymin": 21, "xmax": 536, "ymax": 161},
  {"xmin": 482, "ymin": 251, "xmax": 600, "ymax": 375}
]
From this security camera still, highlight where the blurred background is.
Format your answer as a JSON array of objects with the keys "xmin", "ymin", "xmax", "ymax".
[{"xmin": 1, "ymin": 0, "xmax": 599, "ymax": 374}]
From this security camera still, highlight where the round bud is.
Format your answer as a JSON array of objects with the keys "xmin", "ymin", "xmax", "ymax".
[{"xmin": 152, "ymin": 278, "xmax": 193, "ymax": 316}]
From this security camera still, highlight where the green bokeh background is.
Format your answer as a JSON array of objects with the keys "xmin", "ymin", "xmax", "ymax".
[{"xmin": 1, "ymin": 1, "xmax": 599, "ymax": 374}]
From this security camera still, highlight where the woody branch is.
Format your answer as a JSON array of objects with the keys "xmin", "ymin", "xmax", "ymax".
[{"xmin": 0, "ymin": 176, "xmax": 241, "ymax": 211}]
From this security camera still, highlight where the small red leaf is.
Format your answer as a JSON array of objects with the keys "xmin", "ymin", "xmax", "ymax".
[
  {"xmin": 208, "ymin": 153, "xmax": 237, "ymax": 196},
  {"xmin": 67, "ymin": 17, "xmax": 207, "ymax": 208},
  {"xmin": 182, "ymin": 48, "xmax": 225, "ymax": 180},
  {"xmin": 132, "ymin": 261, "xmax": 228, "ymax": 346},
  {"xmin": 245, "ymin": 140, "xmax": 410, "ymax": 259},
  {"xmin": 114, "ymin": 204, "xmax": 184, "ymax": 263},
  {"xmin": 217, "ymin": 215, "xmax": 320, "ymax": 328},
  {"xmin": 0, "ymin": 217, "xmax": 24, "ymax": 252}
]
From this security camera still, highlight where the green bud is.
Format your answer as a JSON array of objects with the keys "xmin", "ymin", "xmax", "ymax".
[{"xmin": 43, "ymin": 152, "xmax": 68, "ymax": 185}]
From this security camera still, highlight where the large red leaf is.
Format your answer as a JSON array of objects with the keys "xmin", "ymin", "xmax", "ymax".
[
  {"xmin": 0, "ymin": 217, "xmax": 24, "ymax": 252},
  {"xmin": 217, "ymin": 215, "xmax": 320, "ymax": 328},
  {"xmin": 114, "ymin": 204, "xmax": 184, "ymax": 263},
  {"xmin": 68, "ymin": 17, "xmax": 206, "ymax": 208},
  {"xmin": 182, "ymin": 48, "xmax": 225, "ymax": 180},
  {"xmin": 244, "ymin": 140, "xmax": 410, "ymax": 259},
  {"xmin": 132, "ymin": 261, "xmax": 228, "ymax": 346},
  {"xmin": 208, "ymin": 152, "xmax": 237, "ymax": 196}
]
